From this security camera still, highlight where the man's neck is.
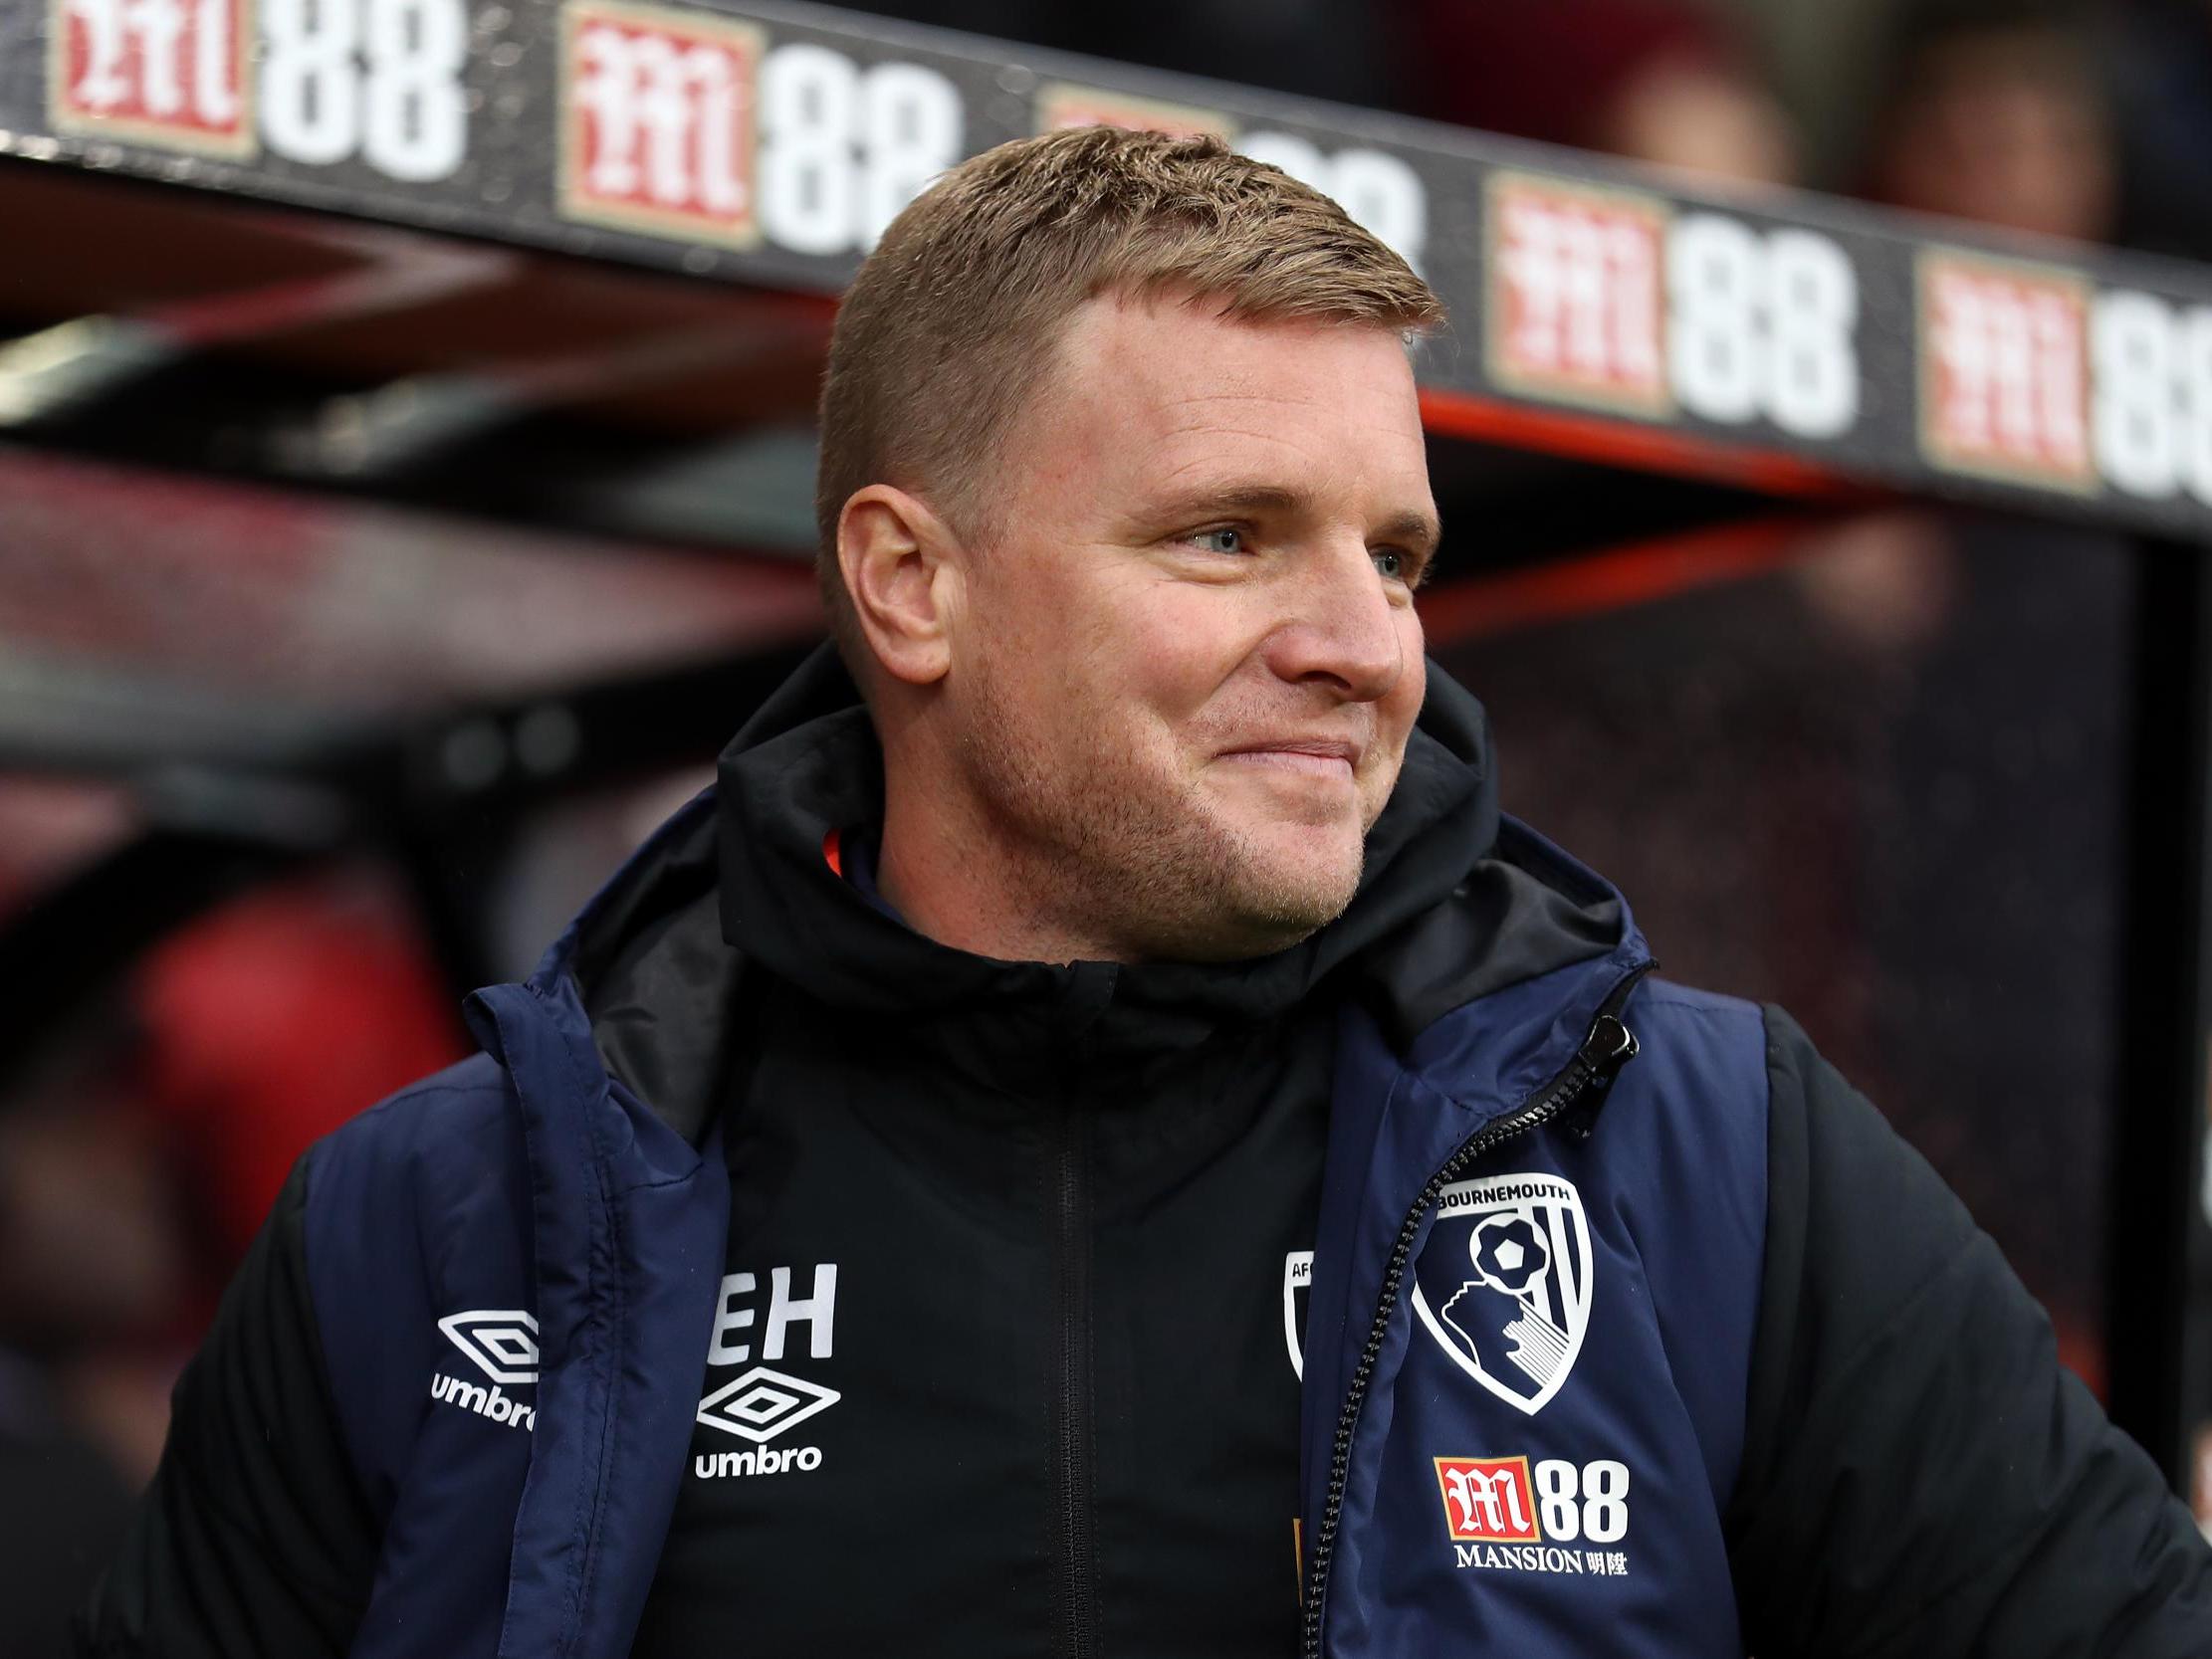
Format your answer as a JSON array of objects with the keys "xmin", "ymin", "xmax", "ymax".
[{"xmin": 873, "ymin": 773, "xmax": 1129, "ymax": 967}]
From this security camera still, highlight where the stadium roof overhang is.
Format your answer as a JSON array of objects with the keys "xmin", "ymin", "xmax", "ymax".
[{"xmin": 4, "ymin": 0, "xmax": 2210, "ymax": 543}]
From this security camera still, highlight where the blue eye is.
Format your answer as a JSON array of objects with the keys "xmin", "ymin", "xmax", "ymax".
[
  {"xmin": 1374, "ymin": 549, "xmax": 1406, "ymax": 581},
  {"xmin": 1189, "ymin": 526, "xmax": 1244, "ymax": 554}
]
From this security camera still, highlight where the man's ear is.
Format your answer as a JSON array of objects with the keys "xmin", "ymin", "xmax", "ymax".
[{"xmin": 835, "ymin": 485, "xmax": 966, "ymax": 688}]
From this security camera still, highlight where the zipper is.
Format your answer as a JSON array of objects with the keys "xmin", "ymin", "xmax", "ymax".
[
  {"xmin": 1049, "ymin": 966, "xmax": 1112, "ymax": 1659},
  {"xmin": 1049, "ymin": 1101, "xmax": 1098, "ymax": 1659},
  {"xmin": 1297, "ymin": 962, "xmax": 1653, "ymax": 1658}
]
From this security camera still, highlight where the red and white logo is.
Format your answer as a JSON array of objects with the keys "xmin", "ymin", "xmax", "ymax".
[
  {"xmin": 1918, "ymin": 250, "xmax": 2095, "ymax": 490},
  {"xmin": 1487, "ymin": 171, "xmax": 1670, "ymax": 416},
  {"xmin": 49, "ymin": 0, "xmax": 255, "ymax": 157},
  {"xmin": 1434, "ymin": 1456, "xmax": 1542, "ymax": 1545},
  {"xmin": 559, "ymin": 0, "xmax": 765, "ymax": 247}
]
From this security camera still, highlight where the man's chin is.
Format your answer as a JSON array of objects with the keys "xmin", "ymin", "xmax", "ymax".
[
  {"xmin": 1195, "ymin": 840, "xmax": 1364, "ymax": 958},
  {"xmin": 1243, "ymin": 819, "xmax": 1366, "ymax": 896}
]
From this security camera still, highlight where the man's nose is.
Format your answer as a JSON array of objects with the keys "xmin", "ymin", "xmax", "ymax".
[{"xmin": 1259, "ymin": 538, "xmax": 1409, "ymax": 702}]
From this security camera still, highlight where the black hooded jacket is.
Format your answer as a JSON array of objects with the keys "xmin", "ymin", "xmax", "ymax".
[{"xmin": 625, "ymin": 650, "xmax": 1616, "ymax": 1653}]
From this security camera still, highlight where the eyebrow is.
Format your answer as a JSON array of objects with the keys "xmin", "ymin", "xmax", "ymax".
[{"xmin": 1153, "ymin": 483, "xmax": 1443, "ymax": 557}]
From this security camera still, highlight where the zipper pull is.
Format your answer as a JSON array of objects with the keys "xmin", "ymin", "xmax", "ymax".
[
  {"xmin": 1580, "ymin": 1013, "xmax": 1638, "ymax": 1076},
  {"xmin": 1561, "ymin": 1012, "xmax": 1640, "ymax": 1141}
]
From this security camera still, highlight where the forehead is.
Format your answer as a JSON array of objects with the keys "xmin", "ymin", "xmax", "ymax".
[{"xmin": 1027, "ymin": 293, "xmax": 1432, "ymax": 502}]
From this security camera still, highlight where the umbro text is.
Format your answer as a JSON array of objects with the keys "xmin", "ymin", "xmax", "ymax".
[
  {"xmin": 430, "ymin": 1372, "xmax": 537, "ymax": 1431},
  {"xmin": 695, "ymin": 1445, "xmax": 822, "ymax": 1479}
]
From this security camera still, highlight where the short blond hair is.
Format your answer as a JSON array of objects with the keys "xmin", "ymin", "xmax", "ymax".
[{"xmin": 813, "ymin": 125, "xmax": 1444, "ymax": 664}]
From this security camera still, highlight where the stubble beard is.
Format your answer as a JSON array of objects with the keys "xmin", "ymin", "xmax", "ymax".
[{"xmin": 954, "ymin": 664, "xmax": 1366, "ymax": 962}]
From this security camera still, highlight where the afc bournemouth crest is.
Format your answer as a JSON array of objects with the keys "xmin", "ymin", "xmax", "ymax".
[
  {"xmin": 1282, "ymin": 1251, "xmax": 1313, "ymax": 1380},
  {"xmin": 1411, "ymin": 1171, "xmax": 1592, "ymax": 1416}
]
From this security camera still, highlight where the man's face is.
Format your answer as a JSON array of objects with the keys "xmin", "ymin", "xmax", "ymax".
[{"xmin": 941, "ymin": 292, "xmax": 1436, "ymax": 962}]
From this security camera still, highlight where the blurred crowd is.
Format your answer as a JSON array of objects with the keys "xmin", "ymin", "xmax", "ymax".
[
  {"xmin": 0, "ymin": 868, "xmax": 469, "ymax": 1650},
  {"xmin": 8, "ymin": 0, "xmax": 2212, "ymax": 1647},
  {"xmin": 865, "ymin": 0, "xmax": 2212, "ymax": 256}
]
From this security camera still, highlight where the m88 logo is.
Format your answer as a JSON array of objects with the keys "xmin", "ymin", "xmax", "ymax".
[
  {"xmin": 1434, "ymin": 1455, "xmax": 1631, "ymax": 1545},
  {"xmin": 51, "ymin": 0, "xmax": 469, "ymax": 179},
  {"xmin": 560, "ymin": 6, "xmax": 964, "ymax": 258},
  {"xmin": 1917, "ymin": 246, "xmax": 2212, "ymax": 510},
  {"xmin": 1485, "ymin": 169, "xmax": 1861, "ymax": 442}
]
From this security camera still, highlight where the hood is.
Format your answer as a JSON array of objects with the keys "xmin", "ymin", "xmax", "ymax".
[{"xmin": 535, "ymin": 645, "xmax": 1629, "ymax": 1142}]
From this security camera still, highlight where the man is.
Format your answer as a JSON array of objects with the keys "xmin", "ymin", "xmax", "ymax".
[{"xmin": 81, "ymin": 126, "xmax": 2212, "ymax": 1657}]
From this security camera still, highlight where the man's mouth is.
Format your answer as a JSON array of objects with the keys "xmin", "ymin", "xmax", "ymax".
[{"xmin": 1217, "ymin": 739, "xmax": 1361, "ymax": 782}]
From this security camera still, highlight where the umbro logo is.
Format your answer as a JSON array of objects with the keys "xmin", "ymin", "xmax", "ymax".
[
  {"xmin": 697, "ymin": 1366, "xmax": 839, "ymax": 1444},
  {"xmin": 692, "ymin": 1367, "xmax": 839, "ymax": 1479},
  {"xmin": 438, "ymin": 1309, "xmax": 541, "ymax": 1384},
  {"xmin": 430, "ymin": 1309, "xmax": 540, "ymax": 1433}
]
